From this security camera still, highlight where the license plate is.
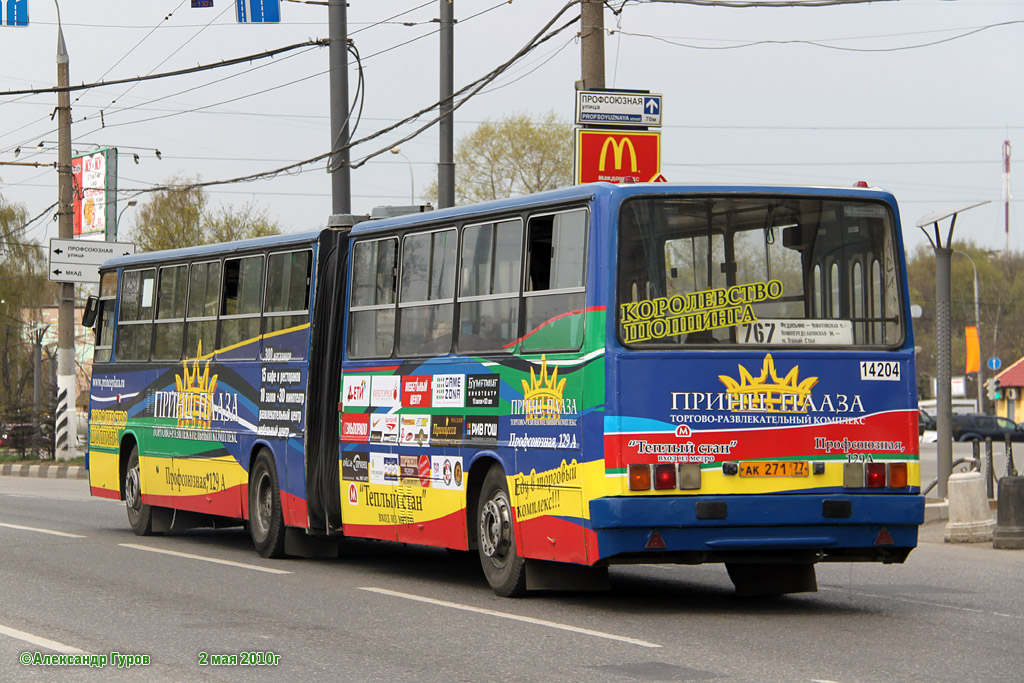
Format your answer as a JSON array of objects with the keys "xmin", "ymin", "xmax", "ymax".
[{"xmin": 738, "ymin": 461, "xmax": 809, "ymax": 477}]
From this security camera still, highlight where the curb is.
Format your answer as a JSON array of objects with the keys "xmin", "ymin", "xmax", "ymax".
[
  {"xmin": 0, "ymin": 463, "xmax": 89, "ymax": 480},
  {"xmin": 925, "ymin": 500, "xmax": 949, "ymax": 524}
]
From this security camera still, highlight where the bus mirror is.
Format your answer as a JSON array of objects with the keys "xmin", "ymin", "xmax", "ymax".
[{"xmin": 82, "ymin": 295, "xmax": 99, "ymax": 328}]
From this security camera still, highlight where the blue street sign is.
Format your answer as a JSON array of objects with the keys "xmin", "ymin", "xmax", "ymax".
[
  {"xmin": 3, "ymin": 0, "xmax": 29, "ymax": 27},
  {"xmin": 643, "ymin": 96, "xmax": 660, "ymax": 116},
  {"xmin": 988, "ymin": 357, "xmax": 1002, "ymax": 371},
  {"xmin": 236, "ymin": 0, "xmax": 280, "ymax": 23}
]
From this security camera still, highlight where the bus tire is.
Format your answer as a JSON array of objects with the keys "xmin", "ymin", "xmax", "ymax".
[
  {"xmin": 249, "ymin": 450, "xmax": 286, "ymax": 558},
  {"xmin": 125, "ymin": 446, "xmax": 154, "ymax": 536},
  {"xmin": 477, "ymin": 464, "xmax": 526, "ymax": 597}
]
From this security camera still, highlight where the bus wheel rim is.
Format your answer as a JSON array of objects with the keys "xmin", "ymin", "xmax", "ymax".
[
  {"xmin": 254, "ymin": 471, "xmax": 272, "ymax": 535},
  {"xmin": 125, "ymin": 466, "xmax": 141, "ymax": 512},
  {"xmin": 480, "ymin": 495, "xmax": 511, "ymax": 563}
]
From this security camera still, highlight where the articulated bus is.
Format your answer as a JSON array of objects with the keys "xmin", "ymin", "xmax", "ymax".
[{"xmin": 85, "ymin": 182, "xmax": 924, "ymax": 597}]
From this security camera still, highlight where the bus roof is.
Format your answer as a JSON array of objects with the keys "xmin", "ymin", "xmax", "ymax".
[
  {"xmin": 102, "ymin": 182, "xmax": 899, "ymax": 269},
  {"xmin": 101, "ymin": 228, "xmax": 325, "ymax": 270},
  {"xmin": 347, "ymin": 181, "xmax": 899, "ymax": 236}
]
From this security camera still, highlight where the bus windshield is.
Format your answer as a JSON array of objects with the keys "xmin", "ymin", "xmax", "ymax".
[{"xmin": 617, "ymin": 195, "xmax": 903, "ymax": 348}]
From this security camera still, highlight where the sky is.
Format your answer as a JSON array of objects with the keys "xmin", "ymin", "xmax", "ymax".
[{"xmin": 0, "ymin": 0, "xmax": 1021, "ymax": 258}]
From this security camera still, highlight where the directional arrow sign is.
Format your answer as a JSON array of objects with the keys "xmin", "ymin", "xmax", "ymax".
[
  {"xmin": 575, "ymin": 91, "xmax": 662, "ymax": 128},
  {"xmin": 48, "ymin": 238, "xmax": 136, "ymax": 284}
]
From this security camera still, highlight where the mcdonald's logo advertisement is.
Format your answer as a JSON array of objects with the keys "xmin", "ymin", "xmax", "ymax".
[{"xmin": 575, "ymin": 129, "xmax": 661, "ymax": 184}]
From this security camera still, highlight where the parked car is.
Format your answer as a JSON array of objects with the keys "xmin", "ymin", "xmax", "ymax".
[
  {"xmin": 950, "ymin": 413, "xmax": 1024, "ymax": 442},
  {"xmin": 918, "ymin": 409, "xmax": 936, "ymax": 436}
]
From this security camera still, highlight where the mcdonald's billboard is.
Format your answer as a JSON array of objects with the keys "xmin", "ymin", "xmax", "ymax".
[{"xmin": 575, "ymin": 129, "xmax": 660, "ymax": 184}]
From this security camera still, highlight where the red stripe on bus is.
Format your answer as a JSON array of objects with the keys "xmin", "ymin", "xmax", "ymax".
[
  {"xmin": 503, "ymin": 306, "xmax": 605, "ymax": 350},
  {"xmin": 91, "ymin": 486, "xmax": 120, "ymax": 500}
]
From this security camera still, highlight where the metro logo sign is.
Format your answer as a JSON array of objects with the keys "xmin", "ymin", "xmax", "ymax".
[{"xmin": 576, "ymin": 129, "xmax": 660, "ymax": 184}]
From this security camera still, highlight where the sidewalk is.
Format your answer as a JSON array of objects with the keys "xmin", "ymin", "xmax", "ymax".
[{"xmin": 0, "ymin": 462, "xmax": 88, "ymax": 479}]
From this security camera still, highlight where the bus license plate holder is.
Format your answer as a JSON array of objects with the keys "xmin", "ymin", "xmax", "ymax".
[{"xmin": 738, "ymin": 461, "xmax": 809, "ymax": 477}]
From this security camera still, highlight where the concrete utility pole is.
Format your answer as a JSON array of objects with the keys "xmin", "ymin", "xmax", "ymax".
[
  {"xmin": 580, "ymin": 0, "xmax": 605, "ymax": 90},
  {"xmin": 1003, "ymin": 140, "xmax": 1012, "ymax": 252},
  {"xmin": 437, "ymin": 0, "xmax": 455, "ymax": 209},
  {"xmin": 55, "ymin": 9, "xmax": 77, "ymax": 461},
  {"xmin": 328, "ymin": 0, "xmax": 352, "ymax": 215}
]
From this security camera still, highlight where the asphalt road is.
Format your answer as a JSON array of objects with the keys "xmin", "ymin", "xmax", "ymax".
[{"xmin": 1, "ymin": 477, "xmax": 1022, "ymax": 682}]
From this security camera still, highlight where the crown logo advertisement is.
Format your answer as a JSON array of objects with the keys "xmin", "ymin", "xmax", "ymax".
[
  {"xmin": 521, "ymin": 355, "xmax": 567, "ymax": 420},
  {"xmin": 718, "ymin": 354, "xmax": 818, "ymax": 413},
  {"xmin": 174, "ymin": 340, "xmax": 219, "ymax": 429}
]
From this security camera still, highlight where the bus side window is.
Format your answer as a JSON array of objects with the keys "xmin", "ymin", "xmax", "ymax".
[
  {"xmin": 457, "ymin": 218, "xmax": 522, "ymax": 353},
  {"xmin": 348, "ymin": 238, "xmax": 397, "ymax": 359},
  {"xmin": 116, "ymin": 268, "xmax": 156, "ymax": 361},
  {"xmin": 219, "ymin": 254, "xmax": 264, "ymax": 359},
  {"xmin": 522, "ymin": 208, "xmax": 587, "ymax": 352},
  {"xmin": 265, "ymin": 250, "xmax": 312, "ymax": 335},
  {"xmin": 93, "ymin": 271, "xmax": 118, "ymax": 363},
  {"xmin": 185, "ymin": 260, "xmax": 221, "ymax": 358},
  {"xmin": 153, "ymin": 264, "xmax": 188, "ymax": 361},
  {"xmin": 398, "ymin": 228, "xmax": 456, "ymax": 357}
]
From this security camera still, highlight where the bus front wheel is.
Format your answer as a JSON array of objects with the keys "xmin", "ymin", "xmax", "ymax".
[
  {"xmin": 477, "ymin": 465, "xmax": 526, "ymax": 597},
  {"xmin": 249, "ymin": 450, "xmax": 286, "ymax": 558},
  {"xmin": 125, "ymin": 447, "xmax": 154, "ymax": 536}
]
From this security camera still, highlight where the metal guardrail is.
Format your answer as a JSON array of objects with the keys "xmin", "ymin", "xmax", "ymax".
[{"xmin": 925, "ymin": 434, "xmax": 1018, "ymax": 498}]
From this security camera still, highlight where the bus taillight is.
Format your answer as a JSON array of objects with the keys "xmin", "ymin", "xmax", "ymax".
[
  {"xmin": 866, "ymin": 462, "xmax": 887, "ymax": 488},
  {"xmin": 654, "ymin": 464, "xmax": 676, "ymax": 490},
  {"xmin": 629, "ymin": 464, "xmax": 651, "ymax": 490},
  {"xmin": 678, "ymin": 463, "xmax": 702, "ymax": 490},
  {"xmin": 888, "ymin": 462, "xmax": 908, "ymax": 488}
]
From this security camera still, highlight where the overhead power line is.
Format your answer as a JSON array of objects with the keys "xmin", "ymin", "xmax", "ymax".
[
  {"xmin": 614, "ymin": 20, "xmax": 1024, "ymax": 52},
  {"xmin": 126, "ymin": 1, "xmax": 582, "ymax": 196},
  {"xmin": 0, "ymin": 39, "xmax": 328, "ymax": 98}
]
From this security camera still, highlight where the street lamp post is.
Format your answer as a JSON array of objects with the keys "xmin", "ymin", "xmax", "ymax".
[
  {"xmin": 953, "ymin": 249, "xmax": 983, "ymax": 414},
  {"xmin": 115, "ymin": 200, "xmax": 137, "ymax": 241},
  {"xmin": 916, "ymin": 201, "xmax": 990, "ymax": 500},
  {"xmin": 390, "ymin": 146, "xmax": 415, "ymax": 205}
]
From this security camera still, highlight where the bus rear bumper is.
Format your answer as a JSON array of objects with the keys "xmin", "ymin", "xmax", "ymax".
[{"xmin": 589, "ymin": 493, "xmax": 924, "ymax": 564}]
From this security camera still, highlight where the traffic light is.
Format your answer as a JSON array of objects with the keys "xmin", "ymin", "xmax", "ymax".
[
  {"xmin": 994, "ymin": 378, "xmax": 1003, "ymax": 401},
  {"xmin": 986, "ymin": 378, "xmax": 997, "ymax": 401}
]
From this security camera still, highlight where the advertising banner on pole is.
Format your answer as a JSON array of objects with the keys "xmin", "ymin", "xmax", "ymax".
[
  {"xmin": 575, "ymin": 129, "xmax": 661, "ymax": 184},
  {"xmin": 72, "ymin": 148, "xmax": 118, "ymax": 239}
]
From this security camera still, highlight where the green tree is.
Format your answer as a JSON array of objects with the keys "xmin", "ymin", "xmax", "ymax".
[
  {"xmin": 129, "ymin": 176, "xmax": 280, "ymax": 252},
  {"xmin": 0, "ymin": 194, "xmax": 56, "ymax": 427},
  {"xmin": 906, "ymin": 241, "xmax": 1024, "ymax": 402},
  {"xmin": 427, "ymin": 111, "xmax": 574, "ymax": 205}
]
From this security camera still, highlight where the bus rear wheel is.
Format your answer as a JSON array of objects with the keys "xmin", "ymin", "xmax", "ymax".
[
  {"xmin": 249, "ymin": 450, "xmax": 286, "ymax": 558},
  {"xmin": 477, "ymin": 465, "xmax": 526, "ymax": 597},
  {"xmin": 125, "ymin": 447, "xmax": 154, "ymax": 536}
]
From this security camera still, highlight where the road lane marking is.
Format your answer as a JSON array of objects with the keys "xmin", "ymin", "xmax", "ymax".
[
  {"xmin": 0, "ymin": 624, "xmax": 89, "ymax": 655},
  {"xmin": 820, "ymin": 585, "xmax": 1020, "ymax": 619},
  {"xmin": 120, "ymin": 543, "xmax": 291, "ymax": 574},
  {"xmin": 359, "ymin": 586, "xmax": 662, "ymax": 648},
  {"xmin": 0, "ymin": 522, "xmax": 85, "ymax": 538}
]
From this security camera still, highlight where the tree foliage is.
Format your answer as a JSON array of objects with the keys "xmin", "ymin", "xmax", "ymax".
[
  {"xmin": 427, "ymin": 111, "xmax": 574, "ymax": 205},
  {"xmin": 0, "ymin": 193, "xmax": 57, "ymax": 425},
  {"xmin": 906, "ymin": 241, "xmax": 1024, "ymax": 401},
  {"xmin": 129, "ymin": 176, "xmax": 280, "ymax": 252}
]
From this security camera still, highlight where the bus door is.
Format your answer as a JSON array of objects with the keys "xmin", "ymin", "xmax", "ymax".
[{"xmin": 509, "ymin": 207, "xmax": 591, "ymax": 565}]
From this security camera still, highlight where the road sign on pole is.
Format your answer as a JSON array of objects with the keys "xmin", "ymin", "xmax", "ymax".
[
  {"xmin": 2, "ymin": 0, "xmax": 28, "ymax": 26},
  {"xmin": 575, "ymin": 129, "xmax": 661, "ymax": 184},
  {"xmin": 48, "ymin": 238, "xmax": 135, "ymax": 284},
  {"xmin": 575, "ymin": 91, "xmax": 662, "ymax": 127},
  {"xmin": 236, "ymin": 0, "xmax": 280, "ymax": 23},
  {"xmin": 988, "ymin": 357, "xmax": 1002, "ymax": 371}
]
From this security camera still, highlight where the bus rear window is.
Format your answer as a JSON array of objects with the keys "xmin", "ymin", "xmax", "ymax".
[{"xmin": 617, "ymin": 196, "xmax": 903, "ymax": 348}]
